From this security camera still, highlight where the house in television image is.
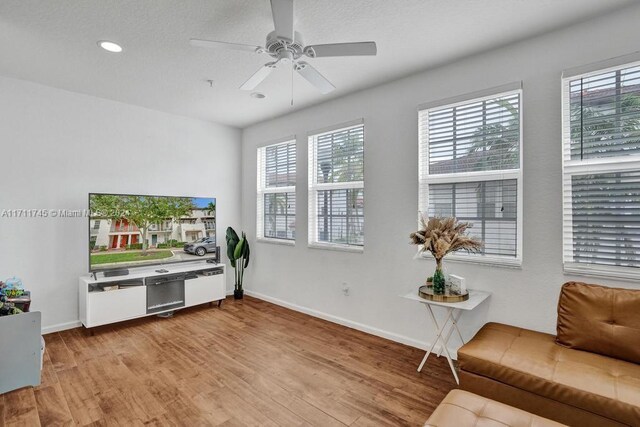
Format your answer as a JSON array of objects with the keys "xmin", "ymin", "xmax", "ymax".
[
  {"xmin": 90, "ymin": 209, "xmax": 216, "ymax": 250},
  {"xmin": 89, "ymin": 195, "xmax": 217, "ymax": 269}
]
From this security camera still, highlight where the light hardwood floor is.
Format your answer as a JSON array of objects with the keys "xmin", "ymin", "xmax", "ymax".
[{"xmin": 0, "ymin": 296, "xmax": 456, "ymax": 426}]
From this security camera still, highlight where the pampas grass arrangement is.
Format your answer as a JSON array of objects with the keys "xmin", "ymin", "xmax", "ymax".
[{"xmin": 410, "ymin": 215, "xmax": 483, "ymax": 294}]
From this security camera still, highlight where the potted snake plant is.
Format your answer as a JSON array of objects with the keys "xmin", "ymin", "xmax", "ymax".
[{"xmin": 225, "ymin": 227, "xmax": 250, "ymax": 299}]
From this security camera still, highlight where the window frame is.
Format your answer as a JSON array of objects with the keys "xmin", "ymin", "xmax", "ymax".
[
  {"xmin": 308, "ymin": 120, "xmax": 365, "ymax": 253},
  {"xmin": 418, "ymin": 84, "xmax": 524, "ymax": 267},
  {"xmin": 256, "ymin": 138, "xmax": 297, "ymax": 245},
  {"xmin": 562, "ymin": 58, "xmax": 640, "ymax": 280}
]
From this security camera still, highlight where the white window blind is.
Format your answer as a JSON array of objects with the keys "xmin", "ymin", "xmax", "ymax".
[
  {"xmin": 562, "ymin": 62, "xmax": 640, "ymax": 278},
  {"xmin": 257, "ymin": 140, "xmax": 296, "ymax": 242},
  {"xmin": 419, "ymin": 88, "xmax": 523, "ymax": 265},
  {"xmin": 308, "ymin": 122, "xmax": 364, "ymax": 250}
]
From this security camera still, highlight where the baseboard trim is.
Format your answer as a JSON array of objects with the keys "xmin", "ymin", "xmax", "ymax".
[
  {"xmin": 42, "ymin": 320, "xmax": 82, "ymax": 335},
  {"xmin": 245, "ymin": 289, "xmax": 458, "ymax": 359}
]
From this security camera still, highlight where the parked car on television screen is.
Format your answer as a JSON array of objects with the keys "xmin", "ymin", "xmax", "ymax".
[{"xmin": 184, "ymin": 237, "xmax": 217, "ymax": 257}]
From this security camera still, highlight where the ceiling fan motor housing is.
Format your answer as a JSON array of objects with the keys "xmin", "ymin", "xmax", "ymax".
[{"xmin": 265, "ymin": 30, "xmax": 305, "ymax": 61}]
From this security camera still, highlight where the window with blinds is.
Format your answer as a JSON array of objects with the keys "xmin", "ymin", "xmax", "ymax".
[
  {"xmin": 419, "ymin": 87, "xmax": 523, "ymax": 264},
  {"xmin": 562, "ymin": 61, "xmax": 640, "ymax": 278},
  {"xmin": 308, "ymin": 122, "xmax": 365, "ymax": 250},
  {"xmin": 257, "ymin": 140, "xmax": 296, "ymax": 242}
]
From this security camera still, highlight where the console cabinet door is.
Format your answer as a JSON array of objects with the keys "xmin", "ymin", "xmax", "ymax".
[
  {"xmin": 0, "ymin": 312, "xmax": 41, "ymax": 394},
  {"xmin": 185, "ymin": 275, "xmax": 225, "ymax": 306},
  {"xmin": 87, "ymin": 286, "xmax": 146, "ymax": 327}
]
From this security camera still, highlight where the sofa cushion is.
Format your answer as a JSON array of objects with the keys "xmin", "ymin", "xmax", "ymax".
[
  {"xmin": 458, "ymin": 323, "xmax": 640, "ymax": 426},
  {"xmin": 556, "ymin": 281, "xmax": 640, "ymax": 365},
  {"xmin": 425, "ymin": 389, "xmax": 566, "ymax": 427}
]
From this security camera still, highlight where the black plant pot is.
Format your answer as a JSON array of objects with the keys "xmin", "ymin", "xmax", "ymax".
[{"xmin": 234, "ymin": 289, "xmax": 244, "ymax": 300}]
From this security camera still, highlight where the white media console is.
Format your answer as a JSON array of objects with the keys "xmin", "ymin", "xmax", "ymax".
[{"xmin": 79, "ymin": 262, "xmax": 225, "ymax": 329}]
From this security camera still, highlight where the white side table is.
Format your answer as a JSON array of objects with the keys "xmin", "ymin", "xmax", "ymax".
[{"xmin": 402, "ymin": 289, "xmax": 491, "ymax": 384}]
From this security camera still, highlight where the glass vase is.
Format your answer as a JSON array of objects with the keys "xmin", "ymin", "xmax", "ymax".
[{"xmin": 432, "ymin": 267, "xmax": 446, "ymax": 295}]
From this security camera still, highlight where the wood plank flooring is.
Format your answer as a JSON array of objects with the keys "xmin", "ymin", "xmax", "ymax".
[{"xmin": 0, "ymin": 296, "xmax": 455, "ymax": 426}]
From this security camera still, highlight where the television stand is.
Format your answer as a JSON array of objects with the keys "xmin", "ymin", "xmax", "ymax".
[
  {"xmin": 79, "ymin": 262, "xmax": 225, "ymax": 329},
  {"xmin": 103, "ymin": 268, "xmax": 130, "ymax": 278}
]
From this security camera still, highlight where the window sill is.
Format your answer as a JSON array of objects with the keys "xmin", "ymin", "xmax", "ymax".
[
  {"xmin": 256, "ymin": 238, "xmax": 295, "ymax": 246},
  {"xmin": 417, "ymin": 252, "xmax": 522, "ymax": 269},
  {"xmin": 308, "ymin": 242, "xmax": 364, "ymax": 253},
  {"xmin": 563, "ymin": 264, "xmax": 640, "ymax": 283}
]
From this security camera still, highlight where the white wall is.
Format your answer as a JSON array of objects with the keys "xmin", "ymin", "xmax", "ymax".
[
  {"xmin": 241, "ymin": 4, "xmax": 640, "ymax": 354},
  {"xmin": 0, "ymin": 76, "xmax": 242, "ymax": 333}
]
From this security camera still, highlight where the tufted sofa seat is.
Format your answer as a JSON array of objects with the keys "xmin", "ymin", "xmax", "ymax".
[{"xmin": 425, "ymin": 389, "xmax": 566, "ymax": 427}]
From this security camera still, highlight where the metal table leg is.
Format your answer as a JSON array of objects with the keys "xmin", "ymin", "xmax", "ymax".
[
  {"xmin": 437, "ymin": 310, "xmax": 463, "ymax": 358},
  {"xmin": 417, "ymin": 305, "xmax": 452, "ymax": 372},
  {"xmin": 417, "ymin": 305, "xmax": 460, "ymax": 384}
]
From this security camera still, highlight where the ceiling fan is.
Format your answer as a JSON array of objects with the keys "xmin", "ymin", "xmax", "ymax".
[{"xmin": 190, "ymin": 0, "xmax": 377, "ymax": 96}]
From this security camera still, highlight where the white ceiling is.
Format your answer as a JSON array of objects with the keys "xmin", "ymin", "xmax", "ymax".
[{"xmin": 0, "ymin": 0, "xmax": 636, "ymax": 128}]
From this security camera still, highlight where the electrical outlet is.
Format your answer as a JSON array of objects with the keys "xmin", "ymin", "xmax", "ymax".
[{"xmin": 342, "ymin": 282, "xmax": 350, "ymax": 296}]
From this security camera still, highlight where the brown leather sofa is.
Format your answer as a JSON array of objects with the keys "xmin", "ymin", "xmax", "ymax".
[{"xmin": 457, "ymin": 282, "xmax": 640, "ymax": 427}]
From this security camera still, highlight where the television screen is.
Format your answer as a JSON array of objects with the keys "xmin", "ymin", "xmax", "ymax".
[{"xmin": 89, "ymin": 193, "xmax": 217, "ymax": 272}]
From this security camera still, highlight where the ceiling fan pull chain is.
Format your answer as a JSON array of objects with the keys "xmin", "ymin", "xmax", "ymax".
[{"xmin": 291, "ymin": 62, "xmax": 294, "ymax": 107}]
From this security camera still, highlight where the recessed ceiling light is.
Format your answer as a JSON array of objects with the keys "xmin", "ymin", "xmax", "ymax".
[
  {"xmin": 97, "ymin": 40, "xmax": 123, "ymax": 53},
  {"xmin": 250, "ymin": 92, "xmax": 266, "ymax": 99}
]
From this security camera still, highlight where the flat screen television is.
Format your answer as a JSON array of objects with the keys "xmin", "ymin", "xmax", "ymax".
[{"xmin": 89, "ymin": 193, "xmax": 217, "ymax": 272}]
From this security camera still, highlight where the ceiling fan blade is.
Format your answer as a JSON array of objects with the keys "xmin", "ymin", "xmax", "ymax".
[
  {"xmin": 270, "ymin": 0, "xmax": 294, "ymax": 41},
  {"xmin": 190, "ymin": 38, "xmax": 262, "ymax": 53},
  {"xmin": 304, "ymin": 42, "xmax": 377, "ymax": 58},
  {"xmin": 240, "ymin": 64, "xmax": 275, "ymax": 91},
  {"xmin": 295, "ymin": 62, "xmax": 335, "ymax": 94}
]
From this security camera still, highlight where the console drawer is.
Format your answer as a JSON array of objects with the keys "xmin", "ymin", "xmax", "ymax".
[
  {"xmin": 87, "ymin": 286, "xmax": 146, "ymax": 327},
  {"xmin": 185, "ymin": 275, "xmax": 225, "ymax": 306}
]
